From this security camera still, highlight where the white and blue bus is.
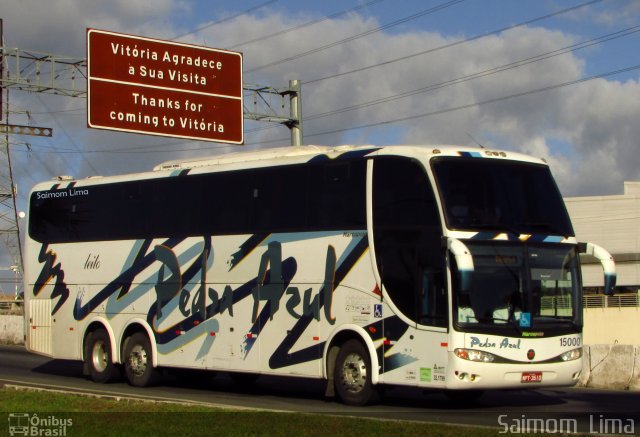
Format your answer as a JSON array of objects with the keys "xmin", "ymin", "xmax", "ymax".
[{"xmin": 24, "ymin": 145, "xmax": 615, "ymax": 405}]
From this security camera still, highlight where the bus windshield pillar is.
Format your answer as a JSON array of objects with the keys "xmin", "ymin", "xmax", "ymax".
[{"xmin": 447, "ymin": 238, "xmax": 474, "ymax": 291}]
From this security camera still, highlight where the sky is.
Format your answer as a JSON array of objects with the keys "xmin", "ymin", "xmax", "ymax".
[{"xmin": 1, "ymin": 0, "xmax": 639, "ymax": 209}]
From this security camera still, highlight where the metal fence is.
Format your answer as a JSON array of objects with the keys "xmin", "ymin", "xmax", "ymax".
[
  {"xmin": 0, "ymin": 299, "xmax": 23, "ymax": 315},
  {"xmin": 583, "ymin": 293, "xmax": 640, "ymax": 309}
]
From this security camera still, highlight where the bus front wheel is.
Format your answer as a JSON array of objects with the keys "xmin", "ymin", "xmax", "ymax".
[
  {"xmin": 86, "ymin": 329, "xmax": 118, "ymax": 383},
  {"xmin": 334, "ymin": 339, "xmax": 376, "ymax": 406},
  {"xmin": 123, "ymin": 332, "xmax": 159, "ymax": 387}
]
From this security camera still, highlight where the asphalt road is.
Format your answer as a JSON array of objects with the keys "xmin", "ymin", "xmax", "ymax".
[{"xmin": 1, "ymin": 344, "xmax": 639, "ymax": 433}]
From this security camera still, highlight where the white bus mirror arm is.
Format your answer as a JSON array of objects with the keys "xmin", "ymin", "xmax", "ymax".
[{"xmin": 580, "ymin": 241, "xmax": 616, "ymax": 296}]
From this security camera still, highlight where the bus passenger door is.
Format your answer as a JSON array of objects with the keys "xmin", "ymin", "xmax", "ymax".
[{"xmin": 370, "ymin": 156, "xmax": 448, "ymax": 386}]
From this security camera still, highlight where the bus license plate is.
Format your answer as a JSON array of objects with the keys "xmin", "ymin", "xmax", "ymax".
[{"xmin": 521, "ymin": 371, "xmax": 542, "ymax": 383}]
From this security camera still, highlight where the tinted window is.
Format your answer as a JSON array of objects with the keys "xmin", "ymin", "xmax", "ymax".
[
  {"xmin": 431, "ymin": 157, "xmax": 574, "ymax": 236},
  {"xmin": 29, "ymin": 160, "xmax": 366, "ymax": 243}
]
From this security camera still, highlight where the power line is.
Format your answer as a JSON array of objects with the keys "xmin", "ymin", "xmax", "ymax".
[
  {"xmin": 244, "ymin": 23, "xmax": 640, "ymax": 136},
  {"xmin": 7, "ymin": 0, "xmax": 630, "ymax": 158},
  {"xmin": 31, "ymin": 61, "xmax": 638, "ymax": 154},
  {"xmin": 245, "ymin": 0, "xmax": 467, "ymax": 74},
  {"xmin": 12, "ymin": 138, "xmax": 237, "ymax": 155},
  {"xmin": 242, "ymin": 0, "xmax": 610, "ymax": 139},
  {"xmin": 34, "ymin": 94, "xmax": 100, "ymax": 175},
  {"xmin": 303, "ymin": 25, "xmax": 640, "ymax": 123},
  {"xmin": 228, "ymin": 0, "xmax": 386, "ymax": 49},
  {"xmin": 245, "ymin": 63, "xmax": 640, "ymax": 145},
  {"xmin": 171, "ymin": 0, "xmax": 278, "ymax": 40},
  {"xmin": 303, "ymin": 0, "xmax": 606, "ymax": 86},
  {"xmin": 25, "ymin": 59, "xmax": 639, "ymax": 155},
  {"xmin": 27, "ymin": 108, "xmax": 84, "ymax": 115}
]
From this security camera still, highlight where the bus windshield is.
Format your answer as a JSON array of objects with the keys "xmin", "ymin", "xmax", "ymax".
[
  {"xmin": 431, "ymin": 157, "xmax": 574, "ymax": 236},
  {"xmin": 453, "ymin": 242, "xmax": 582, "ymax": 336}
]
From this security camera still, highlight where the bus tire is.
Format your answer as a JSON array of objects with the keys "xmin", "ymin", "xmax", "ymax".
[
  {"xmin": 334, "ymin": 339, "xmax": 376, "ymax": 406},
  {"xmin": 123, "ymin": 332, "xmax": 159, "ymax": 387},
  {"xmin": 87, "ymin": 329, "xmax": 118, "ymax": 383}
]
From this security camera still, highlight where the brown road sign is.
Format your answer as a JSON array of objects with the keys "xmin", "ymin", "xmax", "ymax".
[{"xmin": 87, "ymin": 28, "xmax": 243, "ymax": 144}]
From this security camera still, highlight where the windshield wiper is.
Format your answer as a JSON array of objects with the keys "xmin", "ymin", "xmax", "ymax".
[
  {"xmin": 517, "ymin": 221, "xmax": 564, "ymax": 235},
  {"xmin": 460, "ymin": 223, "xmax": 524, "ymax": 236}
]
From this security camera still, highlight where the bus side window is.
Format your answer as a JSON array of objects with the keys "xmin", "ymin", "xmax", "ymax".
[
  {"xmin": 308, "ymin": 161, "xmax": 366, "ymax": 231},
  {"xmin": 217, "ymin": 171, "xmax": 253, "ymax": 234},
  {"xmin": 251, "ymin": 166, "xmax": 309, "ymax": 232}
]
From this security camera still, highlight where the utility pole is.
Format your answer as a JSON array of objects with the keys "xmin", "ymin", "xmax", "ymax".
[
  {"xmin": 0, "ymin": 19, "xmax": 24, "ymax": 297},
  {"xmin": 1, "ymin": 89, "xmax": 24, "ymax": 294},
  {"xmin": 288, "ymin": 79, "xmax": 303, "ymax": 146}
]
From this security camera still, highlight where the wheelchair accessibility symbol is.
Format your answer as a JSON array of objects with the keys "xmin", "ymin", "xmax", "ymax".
[{"xmin": 374, "ymin": 304, "xmax": 383, "ymax": 318}]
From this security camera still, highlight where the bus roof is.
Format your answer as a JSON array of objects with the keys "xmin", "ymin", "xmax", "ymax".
[
  {"xmin": 152, "ymin": 145, "xmax": 377, "ymax": 171},
  {"xmin": 152, "ymin": 144, "xmax": 546, "ymax": 172},
  {"xmin": 33, "ymin": 144, "xmax": 548, "ymax": 190}
]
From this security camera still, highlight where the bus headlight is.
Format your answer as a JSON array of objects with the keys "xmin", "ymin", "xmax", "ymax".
[
  {"xmin": 455, "ymin": 348, "xmax": 495, "ymax": 363},
  {"xmin": 560, "ymin": 348, "xmax": 582, "ymax": 362}
]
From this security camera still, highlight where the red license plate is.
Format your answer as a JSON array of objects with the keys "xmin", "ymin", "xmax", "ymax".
[{"xmin": 521, "ymin": 371, "xmax": 543, "ymax": 383}]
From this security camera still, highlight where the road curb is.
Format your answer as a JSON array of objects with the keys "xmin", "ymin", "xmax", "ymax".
[
  {"xmin": 1, "ymin": 381, "xmax": 275, "ymax": 412},
  {"xmin": 0, "ymin": 315, "xmax": 23, "ymax": 345}
]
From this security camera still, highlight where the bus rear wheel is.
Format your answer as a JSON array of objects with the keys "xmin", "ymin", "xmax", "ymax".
[
  {"xmin": 334, "ymin": 339, "xmax": 376, "ymax": 406},
  {"xmin": 123, "ymin": 332, "xmax": 159, "ymax": 387},
  {"xmin": 86, "ymin": 329, "xmax": 118, "ymax": 383}
]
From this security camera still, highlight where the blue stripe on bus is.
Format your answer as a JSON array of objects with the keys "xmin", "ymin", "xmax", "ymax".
[
  {"xmin": 73, "ymin": 236, "xmax": 187, "ymax": 320},
  {"xmin": 169, "ymin": 169, "xmax": 191, "ymax": 177},
  {"xmin": 307, "ymin": 147, "xmax": 380, "ymax": 164},
  {"xmin": 459, "ymin": 151, "xmax": 483, "ymax": 158},
  {"xmin": 228, "ymin": 233, "xmax": 271, "ymax": 271},
  {"xmin": 268, "ymin": 236, "xmax": 369, "ymax": 369},
  {"xmin": 365, "ymin": 315, "xmax": 414, "ymax": 374}
]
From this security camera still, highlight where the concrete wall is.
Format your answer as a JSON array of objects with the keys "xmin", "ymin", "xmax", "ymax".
[
  {"xmin": 579, "ymin": 345, "xmax": 640, "ymax": 390},
  {"xmin": 0, "ymin": 315, "xmax": 24, "ymax": 345},
  {"xmin": 583, "ymin": 307, "xmax": 640, "ymax": 345}
]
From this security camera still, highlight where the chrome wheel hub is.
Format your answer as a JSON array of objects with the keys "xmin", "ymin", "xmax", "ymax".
[
  {"xmin": 91, "ymin": 340, "xmax": 108, "ymax": 372},
  {"xmin": 128, "ymin": 344, "xmax": 148, "ymax": 376},
  {"xmin": 341, "ymin": 352, "xmax": 367, "ymax": 393}
]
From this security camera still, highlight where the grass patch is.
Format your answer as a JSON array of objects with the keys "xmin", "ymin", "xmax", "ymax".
[{"xmin": 0, "ymin": 387, "xmax": 499, "ymax": 436}]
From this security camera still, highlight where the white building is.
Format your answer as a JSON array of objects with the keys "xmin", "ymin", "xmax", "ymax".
[
  {"xmin": 565, "ymin": 182, "xmax": 640, "ymax": 345},
  {"xmin": 565, "ymin": 181, "xmax": 640, "ymax": 292}
]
